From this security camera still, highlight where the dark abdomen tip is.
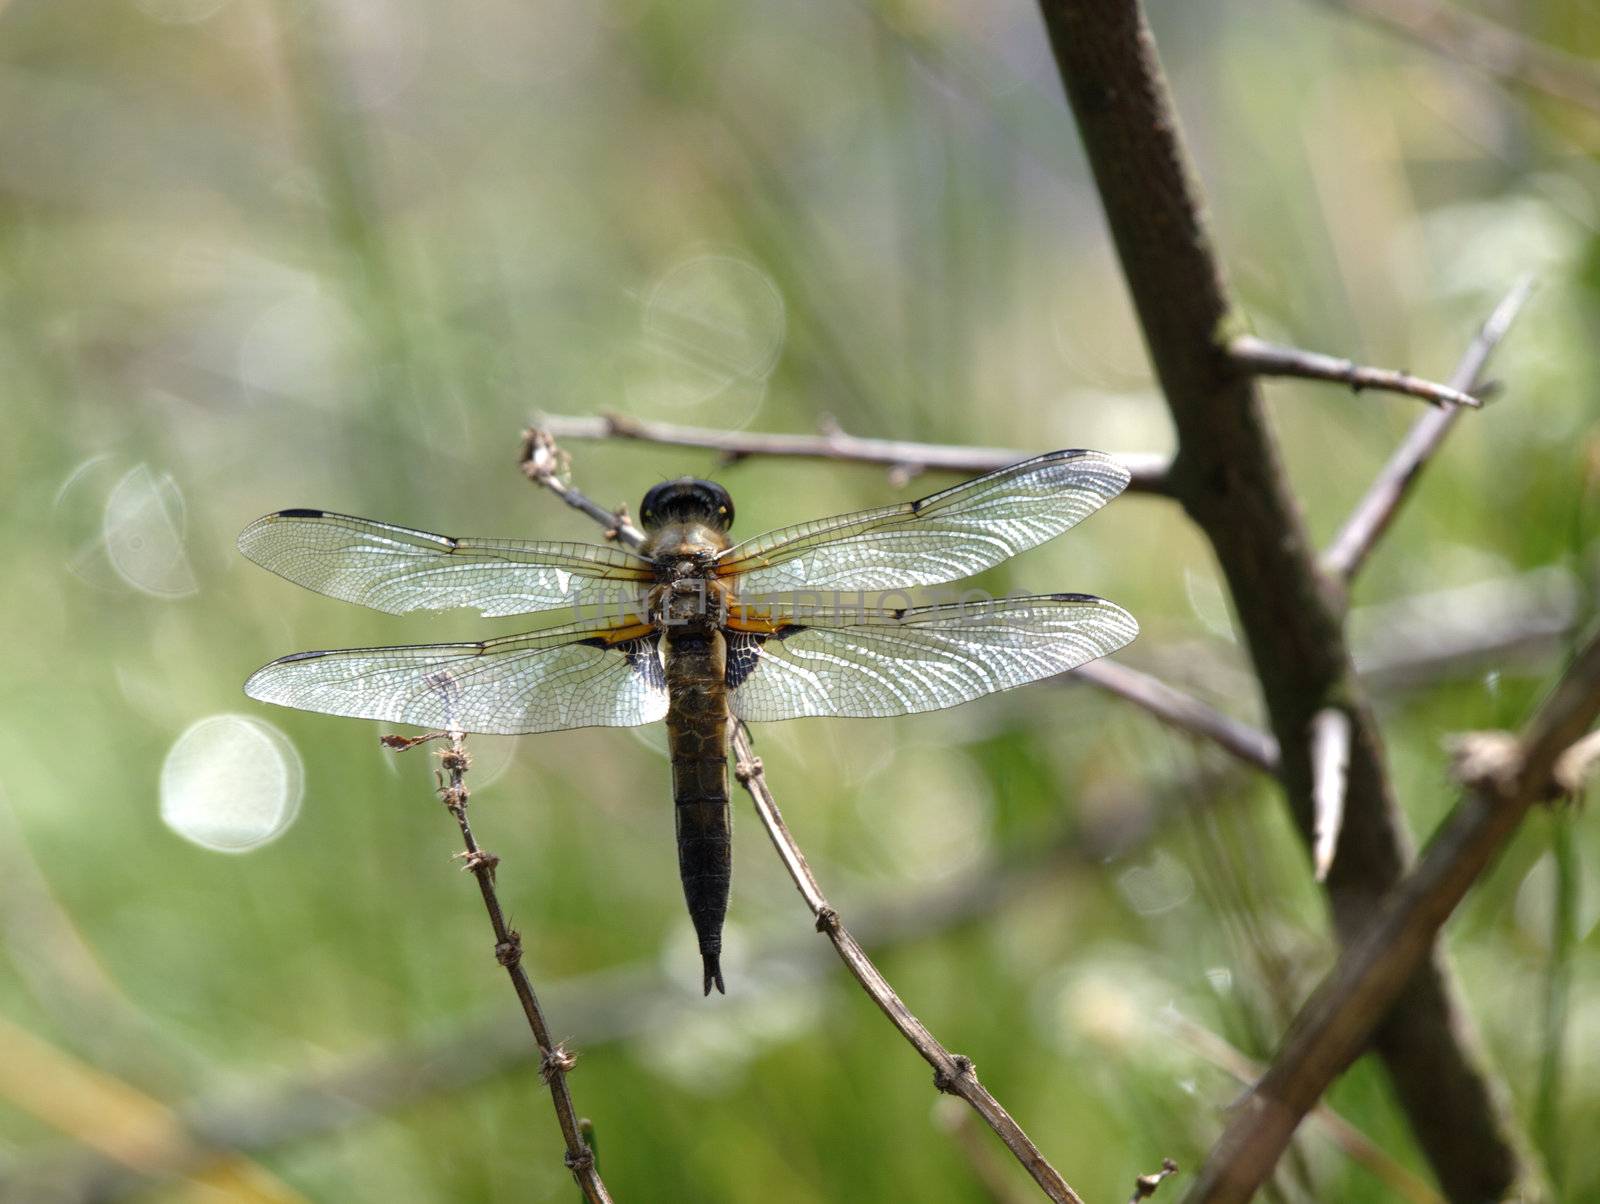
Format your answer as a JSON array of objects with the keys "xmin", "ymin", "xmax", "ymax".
[{"xmin": 702, "ymin": 952, "xmax": 725, "ymax": 996}]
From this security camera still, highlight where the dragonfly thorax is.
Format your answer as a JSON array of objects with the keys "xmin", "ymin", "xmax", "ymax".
[{"xmin": 649, "ymin": 575, "xmax": 731, "ymax": 628}]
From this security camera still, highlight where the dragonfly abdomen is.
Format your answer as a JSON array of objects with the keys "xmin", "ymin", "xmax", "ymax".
[{"xmin": 663, "ymin": 628, "xmax": 732, "ymax": 995}]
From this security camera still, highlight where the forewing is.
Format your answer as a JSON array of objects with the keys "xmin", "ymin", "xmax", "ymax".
[
  {"xmin": 238, "ymin": 510, "xmax": 652, "ymax": 617},
  {"xmin": 244, "ymin": 619, "xmax": 667, "ymax": 735},
  {"xmin": 716, "ymin": 450, "xmax": 1128, "ymax": 594},
  {"xmin": 727, "ymin": 595, "xmax": 1137, "ymax": 722}
]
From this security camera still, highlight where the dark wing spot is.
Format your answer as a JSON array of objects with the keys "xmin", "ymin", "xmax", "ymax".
[
  {"xmin": 577, "ymin": 635, "xmax": 666, "ymax": 692},
  {"xmin": 279, "ymin": 649, "xmax": 331, "ymax": 663},
  {"xmin": 276, "ymin": 508, "xmax": 325, "ymax": 519},
  {"xmin": 623, "ymin": 636, "xmax": 667, "ymax": 692},
  {"xmin": 725, "ymin": 631, "xmax": 767, "ymax": 691},
  {"xmin": 726, "ymin": 626, "xmax": 800, "ymax": 691}
]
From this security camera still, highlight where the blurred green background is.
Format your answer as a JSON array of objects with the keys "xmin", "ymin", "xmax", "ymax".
[{"xmin": 1, "ymin": 0, "xmax": 1597, "ymax": 1201}]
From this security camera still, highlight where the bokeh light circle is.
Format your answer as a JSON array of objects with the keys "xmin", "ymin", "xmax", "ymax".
[
  {"xmin": 102, "ymin": 464, "xmax": 199, "ymax": 599},
  {"xmin": 160, "ymin": 714, "xmax": 304, "ymax": 853},
  {"xmin": 626, "ymin": 253, "xmax": 786, "ymax": 431}
]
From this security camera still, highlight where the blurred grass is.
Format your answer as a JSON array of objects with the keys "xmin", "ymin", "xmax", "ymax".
[{"xmin": 1, "ymin": 0, "xmax": 1597, "ymax": 1201}]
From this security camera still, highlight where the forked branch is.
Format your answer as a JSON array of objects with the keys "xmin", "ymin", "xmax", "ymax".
[
  {"xmin": 1036, "ymin": 2, "xmax": 1539, "ymax": 1196},
  {"xmin": 519, "ymin": 432, "xmax": 1093, "ymax": 1204},
  {"xmin": 383, "ymin": 730, "xmax": 610, "ymax": 1204}
]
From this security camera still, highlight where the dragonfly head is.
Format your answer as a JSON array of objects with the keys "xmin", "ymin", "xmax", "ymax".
[{"xmin": 640, "ymin": 478, "xmax": 735, "ymax": 533}]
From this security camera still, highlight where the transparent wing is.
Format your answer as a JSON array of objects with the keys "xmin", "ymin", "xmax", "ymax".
[
  {"xmin": 238, "ymin": 509, "xmax": 652, "ymax": 618},
  {"xmin": 716, "ymin": 450, "xmax": 1128, "ymax": 594},
  {"xmin": 244, "ymin": 619, "xmax": 667, "ymax": 735},
  {"xmin": 726, "ymin": 594, "xmax": 1137, "ymax": 722}
]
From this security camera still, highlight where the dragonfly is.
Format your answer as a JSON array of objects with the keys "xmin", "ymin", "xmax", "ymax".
[{"xmin": 238, "ymin": 450, "xmax": 1138, "ymax": 994}]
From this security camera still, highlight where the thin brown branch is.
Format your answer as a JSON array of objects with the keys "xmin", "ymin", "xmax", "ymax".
[
  {"xmin": 1323, "ymin": 278, "xmax": 1535, "ymax": 582},
  {"xmin": 1320, "ymin": 0, "xmax": 1600, "ymax": 119},
  {"xmin": 518, "ymin": 436, "xmax": 1090, "ymax": 1204},
  {"xmin": 1037, "ymin": 3, "xmax": 1539, "ymax": 1197},
  {"xmin": 1309, "ymin": 708, "xmax": 1351, "ymax": 882},
  {"xmin": 1188, "ymin": 628, "xmax": 1600, "ymax": 1202},
  {"xmin": 1069, "ymin": 660, "xmax": 1280, "ymax": 773},
  {"xmin": 383, "ymin": 731, "xmax": 611, "ymax": 1204},
  {"xmin": 1164, "ymin": 1011, "xmax": 1444, "ymax": 1204},
  {"xmin": 520, "ymin": 429, "xmax": 646, "ymax": 544},
  {"xmin": 1228, "ymin": 334, "xmax": 1482, "ymax": 408},
  {"xmin": 531, "ymin": 411, "xmax": 1173, "ymax": 495}
]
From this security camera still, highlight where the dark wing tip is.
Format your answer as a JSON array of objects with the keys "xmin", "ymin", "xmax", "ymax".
[
  {"xmin": 274, "ymin": 508, "xmax": 326, "ymax": 519},
  {"xmin": 1046, "ymin": 592, "xmax": 1105, "ymax": 603}
]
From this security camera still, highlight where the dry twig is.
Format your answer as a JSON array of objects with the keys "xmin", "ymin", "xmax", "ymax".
[
  {"xmin": 1323, "ymin": 279, "xmax": 1535, "ymax": 582},
  {"xmin": 382, "ymin": 730, "xmax": 610, "ymax": 1204},
  {"xmin": 1070, "ymin": 660, "xmax": 1279, "ymax": 773},
  {"xmin": 1229, "ymin": 335, "xmax": 1482, "ymax": 408},
  {"xmin": 532, "ymin": 411, "xmax": 1173, "ymax": 495},
  {"xmin": 519, "ymin": 435, "xmax": 1089, "ymax": 1204},
  {"xmin": 1187, "ymin": 629, "xmax": 1600, "ymax": 1202}
]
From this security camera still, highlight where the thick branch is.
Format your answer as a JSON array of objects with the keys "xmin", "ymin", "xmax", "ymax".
[
  {"xmin": 1228, "ymin": 334, "xmax": 1481, "ymax": 408},
  {"xmin": 1188, "ymin": 630, "xmax": 1600, "ymax": 1202},
  {"xmin": 532, "ymin": 411, "xmax": 1173, "ymax": 495},
  {"xmin": 1036, "ymin": 3, "xmax": 1538, "ymax": 1198},
  {"xmin": 520, "ymin": 434, "xmax": 1089, "ymax": 1204}
]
